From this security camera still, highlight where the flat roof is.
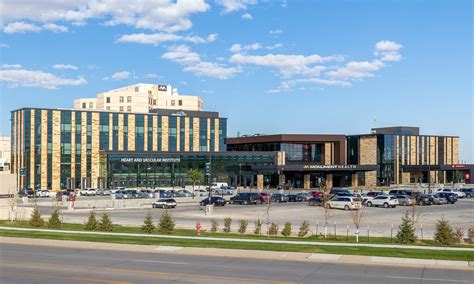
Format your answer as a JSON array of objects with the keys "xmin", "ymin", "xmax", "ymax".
[{"xmin": 227, "ymin": 134, "xmax": 346, "ymax": 145}]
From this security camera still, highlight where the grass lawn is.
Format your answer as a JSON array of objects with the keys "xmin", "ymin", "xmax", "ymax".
[{"xmin": 0, "ymin": 222, "xmax": 473, "ymax": 261}]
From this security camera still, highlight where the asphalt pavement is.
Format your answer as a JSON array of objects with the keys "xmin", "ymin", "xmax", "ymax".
[{"xmin": 1, "ymin": 243, "xmax": 473, "ymax": 283}]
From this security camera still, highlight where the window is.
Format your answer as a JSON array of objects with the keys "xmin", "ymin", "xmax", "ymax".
[
  {"xmin": 135, "ymin": 87, "xmax": 139, "ymax": 92},
  {"xmin": 127, "ymin": 96, "xmax": 132, "ymax": 103},
  {"xmin": 148, "ymin": 90, "xmax": 152, "ymax": 95},
  {"xmin": 119, "ymin": 106, "xmax": 124, "ymax": 112},
  {"xmin": 82, "ymin": 103, "xmax": 86, "ymax": 109},
  {"xmin": 119, "ymin": 96, "xmax": 124, "ymax": 103},
  {"xmin": 178, "ymin": 100, "xmax": 183, "ymax": 106},
  {"xmin": 171, "ymin": 100, "xmax": 175, "ymax": 106},
  {"xmin": 127, "ymin": 106, "xmax": 132, "ymax": 112},
  {"xmin": 89, "ymin": 102, "xmax": 93, "ymax": 108},
  {"xmin": 106, "ymin": 106, "xmax": 110, "ymax": 110},
  {"xmin": 106, "ymin": 97, "xmax": 111, "ymax": 103},
  {"xmin": 153, "ymin": 99, "xmax": 156, "ymax": 105}
]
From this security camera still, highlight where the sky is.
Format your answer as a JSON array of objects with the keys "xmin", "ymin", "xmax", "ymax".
[{"xmin": 0, "ymin": 0, "xmax": 472, "ymax": 162}]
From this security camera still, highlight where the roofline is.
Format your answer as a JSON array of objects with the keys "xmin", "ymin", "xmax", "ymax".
[
  {"xmin": 227, "ymin": 134, "xmax": 346, "ymax": 145},
  {"xmin": 347, "ymin": 133, "xmax": 460, "ymax": 138}
]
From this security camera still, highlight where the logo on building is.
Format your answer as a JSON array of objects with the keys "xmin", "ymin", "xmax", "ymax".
[
  {"xmin": 158, "ymin": 85, "xmax": 167, "ymax": 91},
  {"xmin": 302, "ymin": 165, "xmax": 357, "ymax": 170},
  {"xmin": 171, "ymin": 111, "xmax": 187, "ymax": 116},
  {"xmin": 120, "ymin": 157, "xmax": 180, "ymax": 163}
]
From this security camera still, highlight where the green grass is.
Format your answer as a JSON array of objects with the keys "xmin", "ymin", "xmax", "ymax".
[
  {"xmin": 1, "ymin": 220, "xmax": 472, "ymax": 248},
  {"xmin": 0, "ymin": 229, "xmax": 472, "ymax": 261}
]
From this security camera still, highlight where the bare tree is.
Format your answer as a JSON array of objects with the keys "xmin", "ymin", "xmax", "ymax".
[
  {"xmin": 409, "ymin": 186, "xmax": 422, "ymax": 225},
  {"xmin": 350, "ymin": 207, "xmax": 365, "ymax": 242},
  {"xmin": 7, "ymin": 187, "xmax": 18, "ymax": 222},
  {"xmin": 320, "ymin": 182, "xmax": 332, "ymax": 238}
]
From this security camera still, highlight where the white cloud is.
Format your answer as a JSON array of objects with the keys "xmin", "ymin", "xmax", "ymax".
[
  {"xmin": 52, "ymin": 64, "xmax": 78, "ymax": 70},
  {"xmin": 215, "ymin": 0, "xmax": 257, "ymax": 13},
  {"xmin": 162, "ymin": 45, "xmax": 239, "ymax": 79},
  {"xmin": 0, "ymin": 43, "xmax": 9, "ymax": 48},
  {"xmin": 229, "ymin": 43, "xmax": 262, "ymax": 53},
  {"xmin": 3, "ymin": 22, "xmax": 42, "ymax": 33},
  {"xmin": 103, "ymin": 71, "xmax": 130, "ymax": 81},
  {"xmin": 326, "ymin": 60, "xmax": 385, "ymax": 80},
  {"xmin": 241, "ymin": 13, "xmax": 253, "ymax": 20},
  {"xmin": 42, "ymin": 23, "xmax": 68, "ymax": 32},
  {"xmin": 269, "ymin": 29, "xmax": 283, "ymax": 35},
  {"xmin": 116, "ymin": 32, "xmax": 217, "ymax": 45},
  {"xmin": 0, "ymin": 68, "xmax": 87, "ymax": 89},
  {"xmin": 1, "ymin": 64, "xmax": 22, "ymax": 69},
  {"xmin": 1, "ymin": 0, "xmax": 210, "ymax": 33},
  {"xmin": 375, "ymin": 40, "xmax": 403, "ymax": 62},
  {"xmin": 143, "ymin": 73, "xmax": 163, "ymax": 79},
  {"xmin": 266, "ymin": 43, "xmax": 283, "ymax": 50}
]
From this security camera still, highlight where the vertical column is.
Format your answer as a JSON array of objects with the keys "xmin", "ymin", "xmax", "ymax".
[
  {"xmin": 452, "ymin": 137, "xmax": 459, "ymax": 164},
  {"xmin": 207, "ymin": 118, "xmax": 211, "ymax": 151},
  {"xmin": 214, "ymin": 118, "xmax": 219, "ymax": 152},
  {"xmin": 20, "ymin": 110, "xmax": 24, "ymax": 189},
  {"xmin": 144, "ymin": 115, "xmax": 148, "ymax": 151},
  {"xmin": 108, "ymin": 113, "xmax": 113, "ymax": 150},
  {"xmin": 81, "ymin": 112, "xmax": 87, "ymax": 181},
  {"xmin": 192, "ymin": 117, "xmax": 200, "ymax": 152},
  {"xmin": 91, "ymin": 112, "xmax": 100, "ymax": 188},
  {"xmin": 118, "ymin": 113, "xmax": 124, "ymax": 150},
  {"xmin": 324, "ymin": 143, "xmax": 332, "ymax": 165},
  {"xmin": 30, "ymin": 109, "xmax": 35, "ymax": 188},
  {"xmin": 128, "ymin": 114, "xmax": 135, "ymax": 151},
  {"xmin": 71, "ymin": 111, "xmax": 76, "ymax": 188},
  {"xmin": 152, "ymin": 116, "xmax": 158, "ymax": 151},
  {"xmin": 410, "ymin": 136, "xmax": 417, "ymax": 165},
  {"xmin": 257, "ymin": 174, "xmax": 264, "ymax": 190},
  {"xmin": 176, "ymin": 117, "xmax": 181, "ymax": 152},
  {"xmin": 279, "ymin": 174, "xmax": 285, "ymax": 186},
  {"xmin": 325, "ymin": 174, "xmax": 333, "ymax": 189},
  {"xmin": 351, "ymin": 173, "xmax": 359, "ymax": 187},
  {"xmin": 303, "ymin": 174, "xmax": 310, "ymax": 189},
  {"xmin": 161, "ymin": 116, "xmax": 169, "ymax": 151},
  {"xmin": 446, "ymin": 137, "xmax": 452, "ymax": 164},
  {"xmin": 184, "ymin": 117, "xmax": 190, "ymax": 152},
  {"xmin": 40, "ymin": 110, "xmax": 48, "ymax": 188},
  {"xmin": 52, "ymin": 110, "xmax": 61, "ymax": 191}
]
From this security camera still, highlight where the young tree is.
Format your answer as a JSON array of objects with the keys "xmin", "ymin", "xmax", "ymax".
[
  {"xmin": 254, "ymin": 219, "xmax": 262, "ymax": 235},
  {"xmin": 223, "ymin": 217, "xmax": 232, "ymax": 233},
  {"xmin": 85, "ymin": 210, "xmax": 98, "ymax": 231},
  {"xmin": 298, "ymin": 221, "xmax": 310, "ymax": 237},
  {"xmin": 29, "ymin": 206, "xmax": 45, "ymax": 227},
  {"xmin": 434, "ymin": 218, "xmax": 456, "ymax": 245},
  {"xmin": 98, "ymin": 212, "xmax": 114, "ymax": 232},
  {"xmin": 7, "ymin": 187, "xmax": 18, "ymax": 222},
  {"xmin": 320, "ymin": 182, "xmax": 332, "ymax": 238},
  {"xmin": 210, "ymin": 219, "xmax": 219, "ymax": 233},
  {"xmin": 350, "ymin": 207, "xmax": 365, "ymax": 242},
  {"xmin": 141, "ymin": 210, "xmax": 155, "ymax": 233},
  {"xmin": 158, "ymin": 210, "xmax": 175, "ymax": 234},
  {"xmin": 47, "ymin": 208, "xmax": 62, "ymax": 229},
  {"xmin": 396, "ymin": 212, "xmax": 417, "ymax": 244},
  {"xmin": 454, "ymin": 227, "xmax": 465, "ymax": 244},
  {"xmin": 238, "ymin": 219, "xmax": 248, "ymax": 234},
  {"xmin": 281, "ymin": 221, "xmax": 292, "ymax": 237},
  {"xmin": 187, "ymin": 168, "xmax": 204, "ymax": 198},
  {"xmin": 268, "ymin": 222, "xmax": 279, "ymax": 236}
]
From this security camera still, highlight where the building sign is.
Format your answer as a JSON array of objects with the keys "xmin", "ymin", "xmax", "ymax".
[
  {"xmin": 120, "ymin": 157, "xmax": 180, "ymax": 163},
  {"xmin": 303, "ymin": 164, "xmax": 357, "ymax": 170},
  {"xmin": 171, "ymin": 111, "xmax": 187, "ymax": 116},
  {"xmin": 158, "ymin": 85, "xmax": 167, "ymax": 91},
  {"xmin": 451, "ymin": 164, "xmax": 467, "ymax": 169}
]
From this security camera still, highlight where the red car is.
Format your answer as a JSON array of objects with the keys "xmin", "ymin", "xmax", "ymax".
[
  {"xmin": 310, "ymin": 191, "xmax": 322, "ymax": 197},
  {"xmin": 258, "ymin": 192, "xmax": 270, "ymax": 203}
]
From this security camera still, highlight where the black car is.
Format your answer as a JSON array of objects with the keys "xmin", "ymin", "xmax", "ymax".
[
  {"xmin": 417, "ymin": 194, "xmax": 434, "ymax": 205},
  {"xmin": 460, "ymin": 188, "xmax": 474, "ymax": 198},
  {"xmin": 271, "ymin": 193, "xmax": 289, "ymax": 203},
  {"xmin": 389, "ymin": 189, "xmax": 413, "ymax": 196},
  {"xmin": 200, "ymin": 196, "xmax": 227, "ymax": 206},
  {"xmin": 230, "ymin": 193, "xmax": 260, "ymax": 205},
  {"xmin": 308, "ymin": 197, "xmax": 323, "ymax": 206},
  {"xmin": 287, "ymin": 194, "xmax": 304, "ymax": 202},
  {"xmin": 434, "ymin": 192, "xmax": 458, "ymax": 204},
  {"xmin": 330, "ymin": 189, "xmax": 352, "ymax": 196}
]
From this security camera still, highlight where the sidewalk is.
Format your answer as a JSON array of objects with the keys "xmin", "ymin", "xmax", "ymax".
[
  {"xmin": 1, "ymin": 236, "xmax": 472, "ymax": 270},
  {"xmin": 1, "ymin": 226, "xmax": 473, "ymax": 251}
]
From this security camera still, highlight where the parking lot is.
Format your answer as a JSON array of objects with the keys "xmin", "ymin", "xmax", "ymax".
[{"xmin": 32, "ymin": 194, "xmax": 474, "ymax": 239}]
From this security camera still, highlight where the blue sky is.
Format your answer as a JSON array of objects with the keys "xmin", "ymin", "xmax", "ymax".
[{"xmin": 0, "ymin": 0, "xmax": 472, "ymax": 162}]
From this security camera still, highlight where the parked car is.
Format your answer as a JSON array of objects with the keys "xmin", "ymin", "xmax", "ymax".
[
  {"xmin": 126, "ymin": 189, "xmax": 141, "ymax": 198},
  {"xmin": 327, "ymin": 196, "xmax": 362, "ymax": 210},
  {"xmin": 177, "ymin": 189, "xmax": 194, "ymax": 197},
  {"xmin": 389, "ymin": 189, "xmax": 413, "ymax": 196},
  {"xmin": 230, "ymin": 193, "xmax": 260, "ymax": 205},
  {"xmin": 169, "ymin": 190, "xmax": 186, "ymax": 198},
  {"xmin": 437, "ymin": 188, "xmax": 466, "ymax": 198},
  {"xmin": 395, "ymin": 195, "xmax": 412, "ymax": 206},
  {"xmin": 434, "ymin": 192, "xmax": 457, "ymax": 204},
  {"xmin": 111, "ymin": 187, "xmax": 125, "ymax": 194},
  {"xmin": 430, "ymin": 194, "xmax": 448, "ymax": 205},
  {"xmin": 309, "ymin": 191, "xmax": 322, "ymax": 198},
  {"xmin": 362, "ymin": 191, "xmax": 386, "ymax": 203},
  {"xmin": 258, "ymin": 192, "xmax": 270, "ymax": 203},
  {"xmin": 416, "ymin": 194, "xmax": 435, "ymax": 205},
  {"xmin": 80, "ymin": 188, "xmax": 96, "ymax": 196},
  {"xmin": 154, "ymin": 189, "xmax": 172, "ymax": 198},
  {"xmin": 271, "ymin": 193, "xmax": 289, "ymax": 203},
  {"xmin": 330, "ymin": 189, "xmax": 352, "ymax": 196},
  {"xmin": 287, "ymin": 194, "xmax": 304, "ymax": 202},
  {"xmin": 308, "ymin": 196, "xmax": 323, "ymax": 206},
  {"xmin": 460, "ymin": 188, "xmax": 474, "ymax": 198},
  {"xmin": 366, "ymin": 195, "xmax": 398, "ymax": 208},
  {"xmin": 114, "ymin": 190, "xmax": 131, "ymax": 199},
  {"xmin": 35, "ymin": 190, "xmax": 50, "ymax": 198},
  {"xmin": 194, "ymin": 189, "xmax": 209, "ymax": 197},
  {"xmin": 152, "ymin": 198, "xmax": 177, "ymax": 209},
  {"xmin": 214, "ymin": 187, "xmax": 234, "ymax": 195},
  {"xmin": 96, "ymin": 189, "xmax": 111, "ymax": 196},
  {"xmin": 296, "ymin": 192, "xmax": 311, "ymax": 201},
  {"xmin": 200, "ymin": 196, "xmax": 226, "ymax": 206}
]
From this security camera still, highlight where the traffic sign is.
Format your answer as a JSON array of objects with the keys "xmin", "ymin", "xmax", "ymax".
[
  {"xmin": 205, "ymin": 163, "xmax": 211, "ymax": 176},
  {"xmin": 19, "ymin": 167, "xmax": 25, "ymax": 176}
]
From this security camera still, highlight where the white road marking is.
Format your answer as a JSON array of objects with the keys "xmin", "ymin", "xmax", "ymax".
[
  {"xmin": 386, "ymin": 276, "xmax": 469, "ymax": 283},
  {"xmin": 132, "ymin": 259, "xmax": 189, "ymax": 265}
]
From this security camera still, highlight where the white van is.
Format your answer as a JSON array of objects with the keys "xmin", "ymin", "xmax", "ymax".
[{"xmin": 210, "ymin": 182, "xmax": 229, "ymax": 190}]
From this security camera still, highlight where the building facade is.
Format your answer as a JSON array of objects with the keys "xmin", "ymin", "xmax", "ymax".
[
  {"xmin": 0, "ymin": 137, "xmax": 11, "ymax": 172},
  {"xmin": 74, "ymin": 83, "xmax": 204, "ymax": 113},
  {"xmin": 11, "ymin": 107, "xmax": 226, "ymax": 191}
]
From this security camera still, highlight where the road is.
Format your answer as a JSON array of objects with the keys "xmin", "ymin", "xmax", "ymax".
[{"xmin": 1, "ymin": 243, "xmax": 473, "ymax": 283}]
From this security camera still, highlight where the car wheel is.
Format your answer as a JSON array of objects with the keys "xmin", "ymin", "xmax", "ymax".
[
  {"xmin": 163, "ymin": 205, "xmax": 167, "ymax": 209},
  {"xmin": 243, "ymin": 200, "xmax": 248, "ymax": 205},
  {"xmin": 367, "ymin": 201, "xmax": 372, "ymax": 207},
  {"xmin": 418, "ymin": 200, "xmax": 423, "ymax": 206},
  {"xmin": 383, "ymin": 203, "xmax": 389, "ymax": 208},
  {"xmin": 344, "ymin": 205, "xmax": 350, "ymax": 211},
  {"xmin": 392, "ymin": 205, "xmax": 397, "ymax": 208},
  {"xmin": 403, "ymin": 202, "xmax": 407, "ymax": 206}
]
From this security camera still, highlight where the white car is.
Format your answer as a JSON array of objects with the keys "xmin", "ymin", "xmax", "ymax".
[
  {"xmin": 35, "ymin": 190, "xmax": 50, "ymax": 198},
  {"xmin": 80, "ymin": 188, "xmax": 96, "ymax": 196},
  {"xmin": 111, "ymin": 187, "xmax": 125, "ymax": 194},
  {"xmin": 178, "ymin": 189, "xmax": 194, "ymax": 197},
  {"xmin": 327, "ymin": 197, "xmax": 362, "ymax": 210},
  {"xmin": 194, "ymin": 189, "xmax": 209, "ymax": 197},
  {"xmin": 437, "ymin": 188, "xmax": 466, "ymax": 198},
  {"xmin": 366, "ymin": 195, "xmax": 398, "ymax": 208},
  {"xmin": 214, "ymin": 186, "xmax": 234, "ymax": 195},
  {"xmin": 152, "ymin": 198, "xmax": 177, "ymax": 209}
]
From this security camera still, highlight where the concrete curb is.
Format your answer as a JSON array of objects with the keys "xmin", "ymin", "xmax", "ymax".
[
  {"xmin": 1, "ymin": 226, "xmax": 473, "ymax": 252},
  {"xmin": 0, "ymin": 236, "xmax": 472, "ymax": 271}
]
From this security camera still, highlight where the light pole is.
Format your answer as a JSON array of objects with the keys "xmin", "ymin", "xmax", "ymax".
[{"xmin": 207, "ymin": 138, "xmax": 212, "ymax": 205}]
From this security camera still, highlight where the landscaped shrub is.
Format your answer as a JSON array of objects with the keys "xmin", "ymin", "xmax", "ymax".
[
  {"xmin": 47, "ymin": 209, "xmax": 62, "ymax": 229},
  {"xmin": 223, "ymin": 217, "xmax": 232, "ymax": 233},
  {"xmin": 98, "ymin": 212, "xmax": 114, "ymax": 232},
  {"xmin": 211, "ymin": 219, "xmax": 219, "ymax": 233},
  {"xmin": 281, "ymin": 221, "xmax": 292, "ymax": 237},
  {"xmin": 254, "ymin": 219, "xmax": 262, "ymax": 235},
  {"xmin": 268, "ymin": 222, "xmax": 278, "ymax": 236},
  {"xmin": 158, "ymin": 210, "xmax": 175, "ymax": 234},
  {"xmin": 298, "ymin": 221, "xmax": 310, "ymax": 237},
  {"xmin": 238, "ymin": 219, "xmax": 248, "ymax": 234},
  {"xmin": 29, "ymin": 206, "xmax": 44, "ymax": 227},
  {"xmin": 396, "ymin": 212, "xmax": 416, "ymax": 244},
  {"xmin": 467, "ymin": 226, "xmax": 474, "ymax": 243},
  {"xmin": 85, "ymin": 210, "xmax": 97, "ymax": 231},
  {"xmin": 434, "ymin": 218, "xmax": 456, "ymax": 245},
  {"xmin": 141, "ymin": 210, "xmax": 155, "ymax": 233},
  {"xmin": 455, "ymin": 227, "xmax": 464, "ymax": 244}
]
